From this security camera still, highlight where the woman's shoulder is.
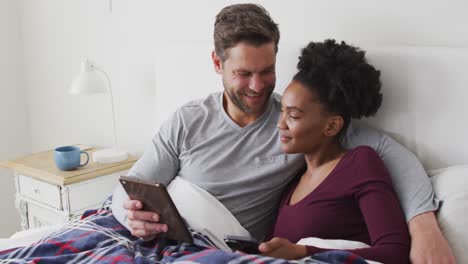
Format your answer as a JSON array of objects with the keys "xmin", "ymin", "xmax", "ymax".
[
  {"xmin": 346, "ymin": 145, "xmax": 381, "ymax": 162},
  {"xmin": 345, "ymin": 146, "xmax": 392, "ymax": 183}
]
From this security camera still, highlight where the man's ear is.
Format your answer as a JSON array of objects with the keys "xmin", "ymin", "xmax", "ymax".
[
  {"xmin": 323, "ymin": 115, "xmax": 344, "ymax": 137},
  {"xmin": 212, "ymin": 51, "xmax": 223, "ymax": 74}
]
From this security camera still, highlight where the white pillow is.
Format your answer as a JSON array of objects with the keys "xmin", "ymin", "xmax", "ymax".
[
  {"xmin": 429, "ymin": 165, "xmax": 468, "ymax": 264},
  {"xmin": 167, "ymin": 177, "xmax": 251, "ymax": 251}
]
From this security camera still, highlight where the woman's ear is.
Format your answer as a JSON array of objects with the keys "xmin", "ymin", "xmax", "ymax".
[
  {"xmin": 212, "ymin": 51, "xmax": 223, "ymax": 74},
  {"xmin": 323, "ymin": 115, "xmax": 344, "ymax": 137}
]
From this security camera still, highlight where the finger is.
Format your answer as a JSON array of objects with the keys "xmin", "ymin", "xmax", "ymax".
[
  {"xmin": 127, "ymin": 210, "xmax": 160, "ymax": 222},
  {"xmin": 128, "ymin": 220, "xmax": 168, "ymax": 233},
  {"xmin": 261, "ymin": 238, "xmax": 281, "ymax": 251},
  {"xmin": 123, "ymin": 199, "xmax": 143, "ymax": 210},
  {"xmin": 129, "ymin": 224, "xmax": 168, "ymax": 238},
  {"xmin": 141, "ymin": 234, "xmax": 157, "ymax": 241},
  {"xmin": 270, "ymin": 237, "xmax": 282, "ymax": 244},
  {"xmin": 131, "ymin": 228, "xmax": 159, "ymax": 238},
  {"xmin": 258, "ymin": 242, "xmax": 272, "ymax": 253}
]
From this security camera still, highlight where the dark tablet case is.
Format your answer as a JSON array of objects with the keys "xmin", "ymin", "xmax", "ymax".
[{"xmin": 119, "ymin": 176, "xmax": 193, "ymax": 243}]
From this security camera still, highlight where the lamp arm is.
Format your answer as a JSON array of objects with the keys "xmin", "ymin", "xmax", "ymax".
[{"xmin": 95, "ymin": 67, "xmax": 119, "ymax": 152}]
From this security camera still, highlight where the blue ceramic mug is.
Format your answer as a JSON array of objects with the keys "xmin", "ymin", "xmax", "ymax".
[{"xmin": 54, "ymin": 146, "xmax": 89, "ymax": 171}]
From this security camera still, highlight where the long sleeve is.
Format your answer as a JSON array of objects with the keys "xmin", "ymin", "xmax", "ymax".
[
  {"xmin": 341, "ymin": 121, "xmax": 438, "ymax": 221},
  {"xmin": 111, "ymin": 112, "xmax": 183, "ymax": 229},
  {"xmin": 305, "ymin": 147, "xmax": 410, "ymax": 264}
]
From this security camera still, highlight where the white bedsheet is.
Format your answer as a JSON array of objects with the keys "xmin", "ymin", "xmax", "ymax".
[
  {"xmin": 0, "ymin": 224, "xmax": 64, "ymax": 251},
  {"xmin": 297, "ymin": 237, "xmax": 381, "ymax": 264}
]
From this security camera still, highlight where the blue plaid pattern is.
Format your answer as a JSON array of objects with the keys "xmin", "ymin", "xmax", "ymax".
[{"xmin": 0, "ymin": 205, "xmax": 368, "ymax": 264}]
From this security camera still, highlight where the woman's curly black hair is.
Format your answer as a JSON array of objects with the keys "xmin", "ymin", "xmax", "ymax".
[{"xmin": 293, "ymin": 39, "xmax": 382, "ymax": 134}]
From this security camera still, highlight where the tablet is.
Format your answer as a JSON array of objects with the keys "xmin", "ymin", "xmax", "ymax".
[{"xmin": 119, "ymin": 176, "xmax": 193, "ymax": 243}]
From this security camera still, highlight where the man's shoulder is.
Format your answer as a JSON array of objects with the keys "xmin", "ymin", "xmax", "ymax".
[
  {"xmin": 269, "ymin": 92, "xmax": 282, "ymax": 113},
  {"xmin": 341, "ymin": 121, "xmax": 385, "ymax": 151},
  {"xmin": 271, "ymin": 92, "xmax": 281, "ymax": 104},
  {"xmin": 177, "ymin": 92, "xmax": 222, "ymax": 115},
  {"xmin": 159, "ymin": 92, "xmax": 222, "ymax": 134}
]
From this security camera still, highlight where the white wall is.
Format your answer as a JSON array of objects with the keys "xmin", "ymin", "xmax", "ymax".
[
  {"xmin": 2, "ymin": 0, "xmax": 467, "ymax": 235},
  {"xmin": 17, "ymin": 0, "xmax": 230, "ymax": 155},
  {"xmin": 18, "ymin": 0, "xmax": 468, "ymax": 155},
  {"xmin": 0, "ymin": 0, "xmax": 30, "ymax": 237},
  {"xmin": 18, "ymin": 0, "xmax": 158, "ymax": 155}
]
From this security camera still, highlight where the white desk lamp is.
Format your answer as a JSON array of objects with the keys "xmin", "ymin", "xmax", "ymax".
[{"xmin": 69, "ymin": 59, "xmax": 128, "ymax": 163}]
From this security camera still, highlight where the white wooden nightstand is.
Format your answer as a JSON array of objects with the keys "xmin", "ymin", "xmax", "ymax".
[{"xmin": 0, "ymin": 147, "xmax": 137, "ymax": 230}]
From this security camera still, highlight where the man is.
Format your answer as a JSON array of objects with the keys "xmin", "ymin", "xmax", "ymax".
[{"xmin": 112, "ymin": 3, "xmax": 455, "ymax": 264}]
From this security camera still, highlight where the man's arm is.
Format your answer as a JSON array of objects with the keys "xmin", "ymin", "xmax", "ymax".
[
  {"xmin": 111, "ymin": 113, "xmax": 182, "ymax": 238},
  {"xmin": 341, "ymin": 121, "xmax": 455, "ymax": 264},
  {"xmin": 375, "ymin": 132, "xmax": 455, "ymax": 264},
  {"xmin": 409, "ymin": 212, "xmax": 455, "ymax": 264}
]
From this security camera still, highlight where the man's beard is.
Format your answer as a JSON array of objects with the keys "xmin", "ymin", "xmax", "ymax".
[{"xmin": 223, "ymin": 81, "xmax": 274, "ymax": 114}]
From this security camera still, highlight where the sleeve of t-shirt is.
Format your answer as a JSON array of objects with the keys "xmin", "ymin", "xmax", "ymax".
[
  {"xmin": 306, "ymin": 147, "xmax": 410, "ymax": 264},
  {"xmin": 340, "ymin": 120, "xmax": 439, "ymax": 221},
  {"xmin": 111, "ymin": 111, "xmax": 183, "ymax": 229}
]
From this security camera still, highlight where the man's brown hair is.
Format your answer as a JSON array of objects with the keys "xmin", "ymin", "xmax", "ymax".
[{"xmin": 214, "ymin": 3, "xmax": 280, "ymax": 61}]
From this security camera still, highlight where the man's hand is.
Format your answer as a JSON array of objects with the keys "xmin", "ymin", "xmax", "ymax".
[
  {"xmin": 409, "ymin": 211, "xmax": 456, "ymax": 264},
  {"xmin": 124, "ymin": 199, "xmax": 168, "ymax": 240},
  {"xmin": 259, "ymin": 237, "xmax": 307, "ymax": 260}
]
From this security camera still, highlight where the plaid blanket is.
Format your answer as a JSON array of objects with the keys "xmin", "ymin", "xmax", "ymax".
[{"xmin": 0, "ymin": 204, "xmax": 368, "ymax": 264}]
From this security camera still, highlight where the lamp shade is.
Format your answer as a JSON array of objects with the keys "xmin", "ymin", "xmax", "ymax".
[{"xmin": 69, "ymin": 60, "xmax": 108, "ymax": 95}]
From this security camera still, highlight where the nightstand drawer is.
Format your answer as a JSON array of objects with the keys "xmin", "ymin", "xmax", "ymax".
[
  {"xmin": 63, "ymin": 171, "xmax": 124, "ymax": 212},
  {"xmin": 27, "ymin": 202, "xmax": 69, "ymax": 228},
  {"xmin": 18, "ymin": 174, "xmax": 62, "ymax": 209}
]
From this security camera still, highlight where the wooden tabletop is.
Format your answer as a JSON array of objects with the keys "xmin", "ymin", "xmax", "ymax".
[{"xmin": 0, "ymin": 147, "xmax": 137, "ymax": 185}]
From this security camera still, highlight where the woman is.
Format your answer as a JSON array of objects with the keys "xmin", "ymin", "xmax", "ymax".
[{"xmin": 258, "ymin": 39, "xmax": 410, "ymax": 264}]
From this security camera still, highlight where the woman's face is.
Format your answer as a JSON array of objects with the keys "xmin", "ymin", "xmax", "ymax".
[{"xmin": 278, "ymin": 81, "xmax": 332, "ymax": 154}]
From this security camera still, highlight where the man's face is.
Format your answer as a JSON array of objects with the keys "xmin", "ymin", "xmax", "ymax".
[{"xmin": 213, "ymin": 42, "xmax": 276, "ymax": 117}]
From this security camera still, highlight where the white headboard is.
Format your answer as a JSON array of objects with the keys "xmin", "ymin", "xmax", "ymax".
[{"xmin": 155, "ymin": 41, "xmax": 468, "ymax": 170}]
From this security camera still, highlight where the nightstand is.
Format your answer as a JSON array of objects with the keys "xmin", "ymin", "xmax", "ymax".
[{"xmin": 0, "ymin": 147, "xmax": 137, "ymax": 230}]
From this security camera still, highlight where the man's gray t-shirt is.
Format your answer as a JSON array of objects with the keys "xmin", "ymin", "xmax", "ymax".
[{"xmin": 112, "ymin": 92, "xmax": 438, "ymax": 241}]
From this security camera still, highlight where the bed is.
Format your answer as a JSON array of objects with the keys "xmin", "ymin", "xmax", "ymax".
[
  {"xmin": 1, "ymin": 42, "xmax": 467, "ymax": 263},
  {"xmin": 149, "ymin": 41, "xmax": 468, "ymax": 263}
]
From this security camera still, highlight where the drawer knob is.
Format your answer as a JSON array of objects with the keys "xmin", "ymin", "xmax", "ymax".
[{"xmin": 34, "ymin": 188, "xmax": 40, "ymax": 195}]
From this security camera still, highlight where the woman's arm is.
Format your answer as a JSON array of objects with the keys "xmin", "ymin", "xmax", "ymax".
[
  {"xmin": 342, "ymin": 121, "xmax": 438, "ymax": 220},
  {"xmin": 343, "ymin": 122, "xmax": 455, "ymax": 263},
  {"xmin": 260, "ymin": 147, "xmax": 410, "ymax": 263},
  {"xmin": 304, "ymin": 147, "xmax": 410, "ymax": 264}
]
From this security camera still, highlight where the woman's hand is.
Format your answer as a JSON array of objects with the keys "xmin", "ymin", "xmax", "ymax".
[{"xmin": 259, "ymin": 237, "xmax": 307, "ymax": 260}]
